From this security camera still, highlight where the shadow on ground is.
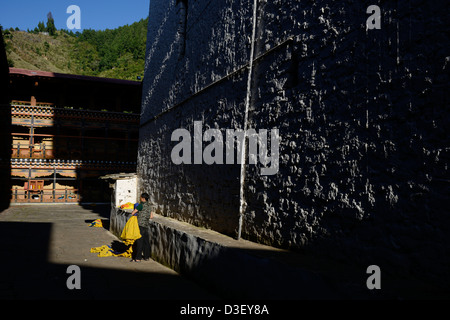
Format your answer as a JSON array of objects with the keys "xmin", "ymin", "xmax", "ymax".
[{"xmin": 0, "ymin": 220, "xmax": 216, "ymax": 300}]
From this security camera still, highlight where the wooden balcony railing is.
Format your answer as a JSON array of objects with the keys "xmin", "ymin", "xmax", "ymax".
[
  {"xmin": 11, "ymin": 188, "xmax": 80, "ymax": 203},
  {"xmin": 11, "ymin": 146, "xmax": 53, "ymax": 159}
]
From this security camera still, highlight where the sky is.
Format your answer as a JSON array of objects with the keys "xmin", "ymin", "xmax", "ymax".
[{"xmin": 0, "ymin": 0, "xmax": 150, "ymax": 31}]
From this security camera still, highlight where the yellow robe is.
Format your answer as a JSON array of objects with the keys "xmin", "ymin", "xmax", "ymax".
[{"xmin": 90, "ymin": 215, "xmax": 141, "ymax": 258}]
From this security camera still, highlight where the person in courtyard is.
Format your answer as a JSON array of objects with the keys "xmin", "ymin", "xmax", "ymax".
[{"xmin": 130, "ymin": 192, "xmax": 154, "ymax": 262}]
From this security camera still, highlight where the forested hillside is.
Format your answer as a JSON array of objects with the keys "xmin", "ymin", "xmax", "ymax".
[{"xmin": 2, "ymin": 18, "xmax": 148, "ymax": 81}]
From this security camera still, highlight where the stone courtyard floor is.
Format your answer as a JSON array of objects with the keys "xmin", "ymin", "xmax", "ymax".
[
  {"xmin": 0, "ymin": 204, "xmax": 219, "ymax": 300},
  {"xmin": 0, "ymin": 204, "xmax": 447, "ymax": 302}
]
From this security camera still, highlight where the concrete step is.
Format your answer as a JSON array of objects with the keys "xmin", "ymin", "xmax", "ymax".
[{"xmin": 110, "ymin": 208, "xmax": 372, "ymax": 299}]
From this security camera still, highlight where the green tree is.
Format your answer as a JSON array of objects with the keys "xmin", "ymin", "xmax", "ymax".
[
  {"xmin": 38, "ymin": 21, "xmax": 46, "ymax": 32},
  {"xmin": 46, "ymin": 12, "xmax": 56, "ymax": 36},
  {"xmin": 64, "ymin": 17, "xmax": 148, "ymax": 79}
]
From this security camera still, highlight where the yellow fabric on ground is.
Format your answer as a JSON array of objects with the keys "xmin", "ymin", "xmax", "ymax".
[
  {"xmin": 90, "ymin": 245, "xmax": 114, "ymax": 257},
  {"xmin": 90, "ymin": 244, "xmax": 133, "ymax": 258},
  {"xmin": 89, "ymin": 219, "xmax": 103, "ymax": 227},
  {"xmin": 90, "ymin": 215, "xmax": 141, "ymax": 258}
]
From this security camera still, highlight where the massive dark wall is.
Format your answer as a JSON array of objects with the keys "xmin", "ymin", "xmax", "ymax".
[
  {"xmin": 241, "ymin": 0, "xmax": 450, "ymax": 283},
  {"xmin": 139, "ymin": 0, "xmax": 252, "ymax": 235},
  {"xmin": 138, "ymin": 0, "xmax": 449, "ymax": 288}
]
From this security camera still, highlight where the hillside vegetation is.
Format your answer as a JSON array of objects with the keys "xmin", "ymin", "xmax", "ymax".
[{"xmin": 2, "ymin": 18, "xmax": 148, "ymax": 81}]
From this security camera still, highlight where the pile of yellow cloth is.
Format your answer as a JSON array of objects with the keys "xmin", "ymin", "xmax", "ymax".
[
  {"xmin": 90, "ymin": 215, "xmax": 141, "ymax": 258},
  {"xmin": 90, "ymin": 244, "xmax": 133, "ymax": 258},
  {"xmin": 88, "ymin": 219, "xmax": 103, "ymax": 228}
]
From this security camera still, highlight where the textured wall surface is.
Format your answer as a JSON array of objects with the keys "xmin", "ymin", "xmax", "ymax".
[{"xmin": 138, "ymin": 0, "xmax": 449, "ymax": 288}]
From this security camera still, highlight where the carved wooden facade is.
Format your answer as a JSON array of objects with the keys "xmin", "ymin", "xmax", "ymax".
[{"xmin": 8, "ymin": 68, "xmax": 142, "ymax": 203}]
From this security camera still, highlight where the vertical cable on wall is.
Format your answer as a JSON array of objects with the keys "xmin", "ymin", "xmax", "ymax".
[
  {"xmin": 237, "ymin": 0, "xmax": 258, "ymax": 240},
  {"xmin": 177, "ymin": 0, "xmax": 188, "ymax": 58}
]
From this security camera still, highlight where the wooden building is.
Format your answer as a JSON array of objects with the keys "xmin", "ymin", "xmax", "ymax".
[
  {"xmin": 0, "ymin": 28, "xmax": 11, "ymax": 211},
  {"xmin": 7, "ymin": 67, "xmax": 142, "ymax": 204}
]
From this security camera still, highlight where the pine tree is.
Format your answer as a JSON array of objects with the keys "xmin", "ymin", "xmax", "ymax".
[
  {"xmin": 38, "ymin": 21, "xmax": 45, "ymax": 32},
  {"xmin": 46, "ymin": 12, "xmax": 56, "ymax": 36}
]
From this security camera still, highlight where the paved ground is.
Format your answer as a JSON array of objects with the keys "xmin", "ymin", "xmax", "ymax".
[
  {"xmin": 1, "ymin": 204, "xmax": 447, "ymax": 302},
  {"xmin": 0, "ymin": 204, "xmax": 219, "ymax": 300}
]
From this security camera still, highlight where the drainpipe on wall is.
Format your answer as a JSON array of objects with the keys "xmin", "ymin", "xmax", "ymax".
[{"xmin": 237, "ymin": 0, "xmax": 258, "ymax": 240}]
